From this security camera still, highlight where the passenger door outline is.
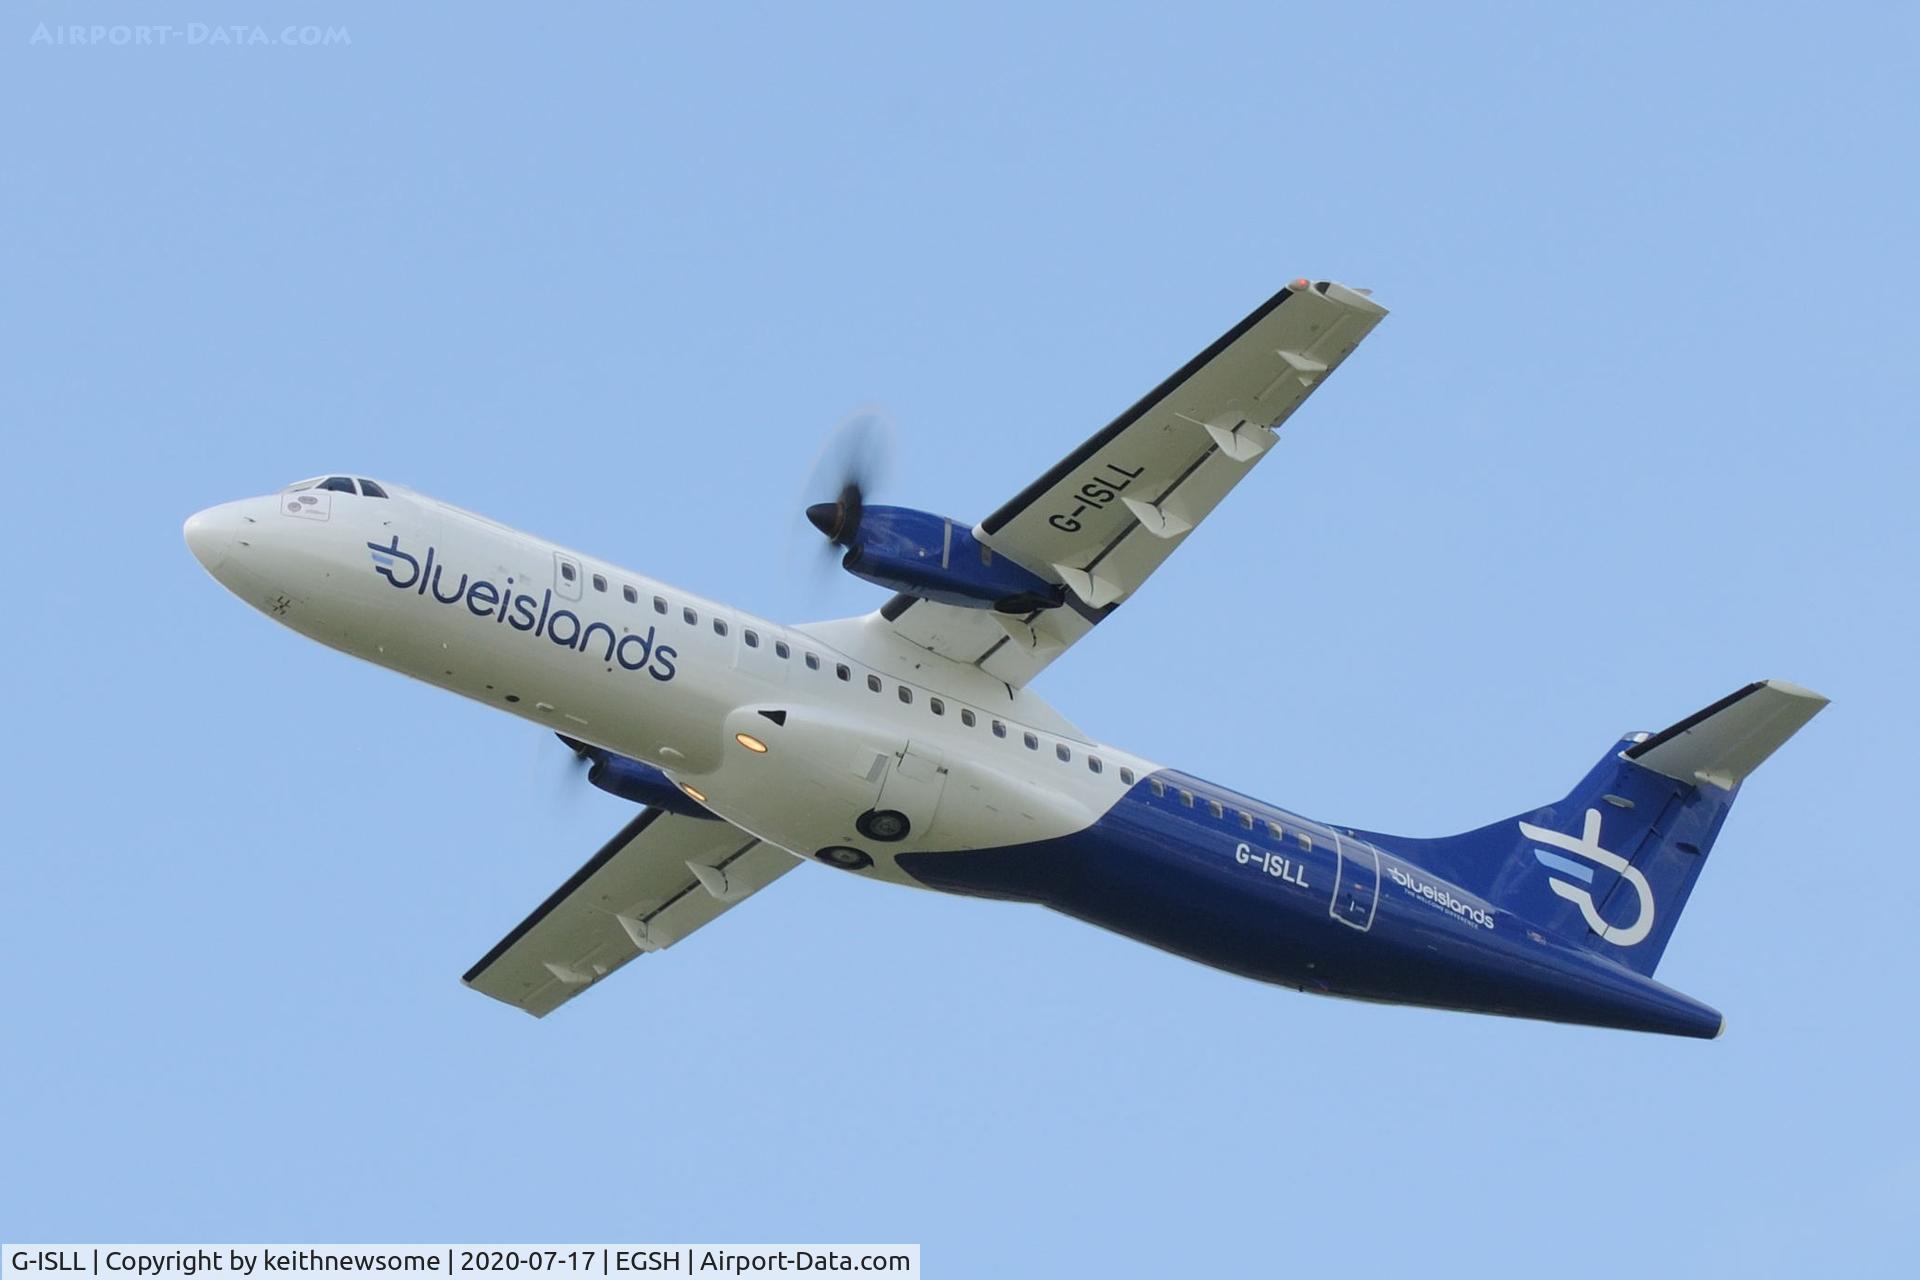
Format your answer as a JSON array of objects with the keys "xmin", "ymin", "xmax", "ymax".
[
  {"xmin": 1331, "ymin": 833, "xmax": 1380, "ymax": 932},
  {"xmin": 554, "ymin": 552, "xmax": 583, "ymax": 601}
]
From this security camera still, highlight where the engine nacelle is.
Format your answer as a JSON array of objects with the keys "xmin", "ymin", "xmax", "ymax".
[
  {"xmin": 582, "ymin": 747, "xmax": 715, "ymax": 819},
  {"xmin": 838, "ymin": 506, "xmax": 1063, "ymax": 612}
]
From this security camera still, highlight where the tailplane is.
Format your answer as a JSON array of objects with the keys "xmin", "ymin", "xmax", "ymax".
[{"xmin": 1371, "ymin": 681, "xmax": 1827, "ymax": 977}]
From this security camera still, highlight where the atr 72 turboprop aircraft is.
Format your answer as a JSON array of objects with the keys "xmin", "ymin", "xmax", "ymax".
[{"xmin": 186, "ymin": 279, "xmax": 1826, "ymax": 1037}]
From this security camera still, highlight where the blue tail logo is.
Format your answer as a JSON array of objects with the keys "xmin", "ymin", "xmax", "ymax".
[
  {"xmin": 1518, "ymin": 809, "xmax": 1655, "ymax": 948},
  {"xmin": 1358, "ymin": 682, "xmax": 1825, "ymax": 978}
]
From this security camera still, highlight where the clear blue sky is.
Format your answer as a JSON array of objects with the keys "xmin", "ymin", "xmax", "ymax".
[{"xmin": 3, "ymin": 4, "xmax": 1914, "ymax": 1274}]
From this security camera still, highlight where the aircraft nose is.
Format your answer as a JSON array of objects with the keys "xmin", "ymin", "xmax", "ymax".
[{"xmin": 184, "ymin": 504, "xmax": 236, "ymax": 571}]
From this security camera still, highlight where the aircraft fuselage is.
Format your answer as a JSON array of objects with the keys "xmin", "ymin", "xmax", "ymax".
[{"xmin": 185, "ymin": 482, "xmax": 1730, "ymax": 1037}]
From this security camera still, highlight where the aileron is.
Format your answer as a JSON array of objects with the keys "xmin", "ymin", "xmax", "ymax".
[{"xmin": 463, "ymin": 809, "xmax": 798, "ymax": 1017}]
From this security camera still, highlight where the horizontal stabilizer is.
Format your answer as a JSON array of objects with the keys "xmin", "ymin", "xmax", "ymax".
[{"xmin": 1624, "ymin": 680, "xmax": 1829, "ymax": 791}]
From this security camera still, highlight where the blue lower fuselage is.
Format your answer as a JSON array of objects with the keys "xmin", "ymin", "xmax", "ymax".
[{"xmin": 899, "ymin": 771, "xmax": 1724, "ymax": 1038}]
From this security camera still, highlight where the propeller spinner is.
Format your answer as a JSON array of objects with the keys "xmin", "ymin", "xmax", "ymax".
[
  {"xmin": 805, "ymin": 482, "xmax": 864, "ymax": 546},
  {"xmin": 799, "ymin": 409, "xmax": 893, "ymax": 559}
]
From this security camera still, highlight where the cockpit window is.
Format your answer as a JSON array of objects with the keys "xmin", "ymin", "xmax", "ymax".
[{"xmin": 283, "ymin": 476, "xmax": 391, "ymax": 497}]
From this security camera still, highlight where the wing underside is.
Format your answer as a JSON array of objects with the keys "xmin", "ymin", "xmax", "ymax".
[
  {"xmin": 884, "ymin": 279, "xmax": 1387, "ymax": 687},
  {"xmin": 464, "ymin": 809, "xmax": 799, "ymax": 1016}
]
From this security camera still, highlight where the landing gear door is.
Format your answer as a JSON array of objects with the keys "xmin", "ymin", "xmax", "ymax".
[
  {"xmin": 1331, "ymin": 833, "xmax": 1380, "ymax": 931},
  {"xmin": 876, "ymin": 741, "xmax": 948, "ymax": 842}
]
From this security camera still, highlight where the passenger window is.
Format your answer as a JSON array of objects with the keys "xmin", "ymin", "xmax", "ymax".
[
  {"xmin": 992, "ymin": 720, "xmax": 1007, "ymax": 738},
  {"xmin": 1056, "ymin": 744, "xmax": 1071, "ymax": 763},
  {"xmin": 868, "ymin": 674, "xmax": 882, "ymax": 692},
  {"xmin": 622, "ymin": 585, "xmax": 638, "ymax": 604},
  {"xmin": 805, "ymin": 652, "xmax": 821, "ymax": 671},
  {"xmin": 1180, "ymin": 790, "xmax": 1195, "ymax": 808},
  {"xmin": 1088, "ymin": 756, "xmax": 1103, "ymax": 774},
  {"xmin": 683, "ymin": 607, "xmax": 697, "ymax": 625},
  {"xmin": 1208, "ymin": 800, "xmax": 1225, "ymax": 820},
  {"xmin": 713, "ymin": 618, "xmax": 728, "ymax": 636},
  {"xmin": 1119, "ymin": 767, "xmax": 1135, "ymax": 785},
  {"xmin": 836, "ymin": 663, "xmax": 851, "ymax": 681},
  {"xmin": 744, "ymin": 629, "xmax": 759, "ymax": 648},
  {"xmin": 1023, "ymin": 732, "xmax": 1039, "ymax": 750},
  {"xmin": 1266, "ymin": 821, "xmax": 1284, "ymax": 840},
  {"xmin": 898, "ymin": 686, "xmax": 913, "ymax": 705},
  {"xmin": 929, "ymin": 697, "xmax": 944, "ymax": 715},
  {"xmin": 591, "ymin": 573, "xmax": 607, "ymax": 593},
  {"xmin": 1149, "ymin": 778, "xmax": 1165, "ymax": 798},
  {"xmin": 319, "ymin": 476, "xmax": 356, "ymax": 494},
  {"xmin": 1239, "ymin": 811, "xmax": 1254, "ymax": 830},
  {"xmin": 1296, "ymin": 832, "xmax": 1312, "ymax": 851},
  {"xmin": 654, "ymin": 596, "xmax": 668, "ymax": 614},
  {"xmin": 358, "ymin": 479, "xmax": 388, "ymax": 499},
  {"xmin": 960, "ymin": 709, "xmax": 976, "ymax": 727},
  {"xmin": 775, "ymin": 640, "xmax": 791, "ymax": 659},
  {"xmin": 560, "ymin": 562, "xmax": 578, "ymax": 583}
]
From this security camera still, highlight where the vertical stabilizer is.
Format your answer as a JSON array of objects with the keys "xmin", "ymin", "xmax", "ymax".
[{"xmin": 1368, "ymin": 681, "xmax": 1827, "ymax": 977}]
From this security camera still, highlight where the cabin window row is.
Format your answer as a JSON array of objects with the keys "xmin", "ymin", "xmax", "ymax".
[
  {"xmin": 1145, "ymin": 778, "xmax": 1315, "ymax": 849},
  {"xmin": 560, "ymin": 568, "xmax": 737, "ymax": 647},
  {"xmin": 565, "ymin": 572, "xmax": 1139, "ymax": 785},
  {"xmin": 854, "ymin": 670, "xmax": 1135, "ymax": 782},
  {"xmin": 568, "ymin": 572, "xmax": 831, "ymax": 670}
]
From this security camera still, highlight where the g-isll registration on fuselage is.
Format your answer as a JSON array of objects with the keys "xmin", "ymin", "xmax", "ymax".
[{"xmin": 186, "ymin": 279, "xmax": 1825, "ymax": 1036}]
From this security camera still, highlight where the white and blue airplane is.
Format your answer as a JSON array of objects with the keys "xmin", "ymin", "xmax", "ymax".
[{"xmin": 186, "ymin": 279, "xmax": 1825, "ymax": 1036}]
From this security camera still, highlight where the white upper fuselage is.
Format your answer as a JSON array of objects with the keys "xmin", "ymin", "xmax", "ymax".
[{"xmin": 184, "ymin": 478, "xmax": 1155, "ymax": 884}]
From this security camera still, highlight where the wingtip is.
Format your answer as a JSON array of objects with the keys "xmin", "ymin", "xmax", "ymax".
[
  {"xmin": 1308, "ymin": 279, "xmax": 1390, "ymax": 316},
  {"xmin": 1760, "ymin": 678, "xmax": 1830, "ymax": 708}
]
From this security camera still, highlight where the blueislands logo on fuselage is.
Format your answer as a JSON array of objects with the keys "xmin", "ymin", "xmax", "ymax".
[{"xmin": 367, "ymin": 536, "xmax": 677, "ymax": 682}]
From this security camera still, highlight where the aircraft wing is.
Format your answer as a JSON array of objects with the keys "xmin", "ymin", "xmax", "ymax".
[
  {"xmin": 882, "ymin": 280, "xmax": 1387, "ymax": 687},
  {"xmin": 463, "ymin": 809, "xmax": 799, "ymax": 1017}
]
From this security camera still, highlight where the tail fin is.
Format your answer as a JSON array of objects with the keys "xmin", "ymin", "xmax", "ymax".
[{"xmin": 1375, "ymin": 681, "xmax": 1827, "ymax": 977}]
